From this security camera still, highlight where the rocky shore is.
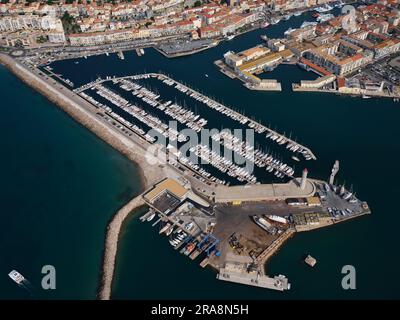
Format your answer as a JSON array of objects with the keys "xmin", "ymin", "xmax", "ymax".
[
  {"xmin": 0, "ymin": 53, "xmax": 168, "ymax": 299},
  {"xmin": 0, "ymin": 53, "xmax": 165, "ymax": 189}
]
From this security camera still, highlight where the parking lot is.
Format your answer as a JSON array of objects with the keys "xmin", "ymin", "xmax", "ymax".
[
  {"xmin": 357, "ymin": 55, "xmax": 400, "ymax": 87},
  {"xmin": 316, "ymin": 182, "xmax": 368, "ymax": 220}
]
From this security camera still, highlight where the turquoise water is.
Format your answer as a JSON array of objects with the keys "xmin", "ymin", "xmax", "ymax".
[
  {"xmin": 0, "ymin": 65, "xmax": 141, "ymax": 299},
  {"xmin": 1, "ymin": 9, "xmax": 400, "ymax": 299}
]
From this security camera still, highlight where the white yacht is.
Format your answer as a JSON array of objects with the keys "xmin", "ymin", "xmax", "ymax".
[{"xmin": 8, "ymin": 270, "xmax": 25, "ymax": 284}]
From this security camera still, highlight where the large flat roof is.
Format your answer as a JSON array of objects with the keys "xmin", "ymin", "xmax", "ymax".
[
  {"xmin": 144, "ymin": 178, "xmax": 188, "ymax": 203},
  {"xmin": 215, "ymin": 179, "xmax": 316, "ymax": 203},
  {"xmin": 239, "ymin": 49, "xmax": 293, "ymax": 72}
]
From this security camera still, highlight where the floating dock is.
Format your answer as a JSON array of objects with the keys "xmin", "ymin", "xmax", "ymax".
[{"xmin": 305, "ymin": 254, "xmax": 317, "ymax": 267}]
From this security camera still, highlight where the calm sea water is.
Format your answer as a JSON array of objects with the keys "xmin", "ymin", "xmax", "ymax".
[
  {"xmin": 2, "ymin": 9, "xmax": 400, "ymax": 299},
  {"xmin": 0, "ymin": 65, "xmax": 141, "ymax": 299}
]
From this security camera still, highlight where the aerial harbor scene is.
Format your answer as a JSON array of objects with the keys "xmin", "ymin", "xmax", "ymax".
[{"xmin": 1, "ymin": 0, "xmax": 400, "ymax": 303}]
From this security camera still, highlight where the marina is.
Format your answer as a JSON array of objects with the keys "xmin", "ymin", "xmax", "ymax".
[
  {"xmin": 71, "ymin": 72, "xmax": 316, "ymax": 185},
  {"xmin": 0, "ymin": 1, "xmax": 397, "ymax": 299},
  {"xmin": 138, "ymin": 166, "xmax": 370, "ymax": 292},
  {"xmin": 305, "ymin": 255, "xmax": 317, "ymax": 267}
]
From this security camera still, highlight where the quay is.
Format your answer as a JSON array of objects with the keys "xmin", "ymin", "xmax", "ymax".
[
  {"xmin": 155, "ymin": 39, "xmax": 219, "ymax": 58},
  {"xmin": 292, "ymin": 83, "xmax": 400, "ymax": 99},
  {"xmin": 217, "ymin": 263, "xmax": 291, "ymax": 291},
  {"xmin": 254, "ymin": 228, "xmax": 295, "ymax": 267},
  {"xmin": 214, "ymin": 178, "xmax": 316, "ymax": 203},
  {"xmin": 0, "ymin": 52, "xmax": 371, "ymax": 296},
  {"xmin": 140, "ymin": 169, "xmax": 370, "ymax": 292},
  {"xmin": 305, "ymin": 255, "xmax": 317, "ymax": 267}
]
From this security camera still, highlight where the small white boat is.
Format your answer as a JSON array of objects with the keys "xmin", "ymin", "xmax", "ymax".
[
  {"xmin": 292, "ymin": 155, "xmax": 300, "ymax": 162},
  {"xmin": 8, "ymin": 270, "xmax": 25, "ymax": 284},
  {"xmin": 266, "ymin": 215, "xmax": 288, "ymax": 224},
  {"xmin": 166, "ymin": 226, "xmax": 174, "ymax": 236},
  {"xmin": 205, "ymin": 74, "xmax": 209, "ymax": 78},
  {"xmin": 146, "ymin": 212, "xmax": 156, "ymax": 222}
]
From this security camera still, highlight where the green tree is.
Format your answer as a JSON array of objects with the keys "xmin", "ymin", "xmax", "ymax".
[
  {"xmin": 37, "ymin": 35, "xmax": 48, "ymax": 44},
  {"xmin": 61, "ymin": 12, "xmax": 80, "ymax": 34}
]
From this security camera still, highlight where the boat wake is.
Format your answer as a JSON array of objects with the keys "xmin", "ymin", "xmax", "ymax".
[{"xmin": 19, "ymin": 280, "xmax": 38, "ymax": 297}]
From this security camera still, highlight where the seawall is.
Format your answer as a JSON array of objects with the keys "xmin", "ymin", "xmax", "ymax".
[
  {"xmin": 0, "ymin": 53, "xmax": 166, "ymax": 188},
  {"xmin": 0, "ymin": 53, "xmax": 166, "ymax": 299},
  {"xmin": 97, "ymin": 195, "xmax": 145, "ymax": 300}
]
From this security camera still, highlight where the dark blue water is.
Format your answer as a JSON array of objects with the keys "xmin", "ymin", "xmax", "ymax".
[
  {"xmin": 0, "ymin": 65, "xmax": 141, "ymax": 299},
  {"xmin": 2, "ymin": 7, "xmax": 400, "ymax": 299}
]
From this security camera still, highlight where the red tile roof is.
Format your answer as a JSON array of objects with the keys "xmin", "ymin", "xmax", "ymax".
[{"xmin": 300, "ymin": 57, "xmax": 332, "ymax": 76}]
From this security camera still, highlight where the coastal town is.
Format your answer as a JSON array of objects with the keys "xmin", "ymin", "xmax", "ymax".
[
  {"xmin": 0, "ymin": 0, "xmax": 343, "ymax": 48},
  {"xmin": 2, "ymin": 1, "xmax": 400, "ymax": 98},
  {"xmin": 0, "ymin": 0, "xmax": 381, "ymax": 301},
  {"xmin": 216, "ymin": 2, "xmax": 400, "ymax": 98}
]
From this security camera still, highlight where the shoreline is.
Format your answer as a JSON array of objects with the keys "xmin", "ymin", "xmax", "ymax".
[
  {"xmin": 0, "ymin": 53, "xmax": 167, "ymax": 300},
  {"xmin": 0, "ymin": 54, "xmax": 166, "ymax": 189}
]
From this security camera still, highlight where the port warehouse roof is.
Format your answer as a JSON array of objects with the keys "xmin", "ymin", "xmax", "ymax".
[
  {"xmin": 286, "ymin": 196, "xmax": 322, "ymax": 206},
  {"xmin": 238, "ymin": 49, "xmax": 293, "ymax": 72},
  {"xmin": 299, "ymin": 57, "xmax": 332, "ymax": 76},
  {"xmin": 214, "ymin": 179, "xmax": 316, "ymax": 203},
  {"xmin": 143, "ymin": 178, "xmax": 189, "ymax": 203}
]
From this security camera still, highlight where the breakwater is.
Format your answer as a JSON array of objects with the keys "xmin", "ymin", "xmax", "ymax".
[{"xmin": 97, "ymin": 195, "xmax": 145, "ymax": 300}]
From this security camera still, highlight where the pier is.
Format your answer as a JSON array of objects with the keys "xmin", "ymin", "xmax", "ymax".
[
  {"xmin": 74, "ymin": 73, "xmax": 316, "ymax": 161},
  {"xmin": 255, "ymin": 228, "xmax": 295, "ymax": 266},
  {"xmin": 72, "ymin": 73, "xmax": 317, "ymax": 185},
  {"xmin": 217, "ymin": 262, "xmax": 291, "ymax": 291}
]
